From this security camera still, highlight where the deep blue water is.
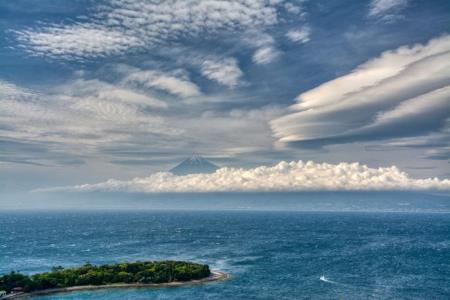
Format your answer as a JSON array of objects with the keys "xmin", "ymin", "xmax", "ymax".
[{"xmin": 1, "ymin": 210, "xmax": 449, "ymax": 299}]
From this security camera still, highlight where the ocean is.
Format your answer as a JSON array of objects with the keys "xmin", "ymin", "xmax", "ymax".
[{"xmin": 1, "ymin": 210, "xmax": 449, "ymax": 299}]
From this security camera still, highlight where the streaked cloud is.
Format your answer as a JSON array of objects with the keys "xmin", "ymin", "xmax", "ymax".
[
  {"xmin": 14, "ymin": 0, "xmax": 285, "ymax": 60},
  {"xmin": 0, "ymin": 79, "xmax": 172, "ymax": 155},
  {"xmin": 271, "ymin": 35, "xmax": 450, "ymax": 150},
  {"xmin": 119, "ymin": 66, "xmax": 201, "ymax": 98},
  {"xmin": 35, "ymin": 160, "xmax": 450, "ymax": 193},
  {"xmin": 252, "ymin": 46, "xmax": 280, "ymax": 65},
  {"xmin": 424, "ymin": 147, "xmax": 450, "ymax": 160},
  {"xmin": 201, "ymin": 58, "xmax": 243, "ymax": 87},
  {"xmin": 247, "ymin": 31, "xmax": 281, "ymax": 65},
  {"xmin": 284, "ymin": 3, "xmax": 305, "ymax": 16},
  {"xmin": 15, "ymin": 24, "xmax": 142, "ymax": 60},
  {"xmin": 286, "ymin": 26, "xmax": 311, "ymax": 44},
  {"xmin": 383, "ymin": 133, "xmax": 450, "ymax": 161},
  {"xmin": 368, "ymin": 0, "xmax": 408, "ymax": 20},
  {"xmin": 0, "ymin": 77, "xmax": 285, "ymax": 167},
  {"xmin": 63, "ymin": 78, "xmax": 168, "ymax": 108}
]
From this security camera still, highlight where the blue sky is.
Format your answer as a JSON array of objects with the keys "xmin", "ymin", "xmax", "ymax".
[{"xmin": 0, "ymin": 0, "xmax": 449, "ymax": 193}]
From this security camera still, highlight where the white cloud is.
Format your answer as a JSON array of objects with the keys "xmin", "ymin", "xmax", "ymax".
[
  {"xmin": 34, "ymin": 160, "xmax": 450, "ymax": 193},
  {"xmin": 175, "ymin": 105, "xmax": 285, "ymax": 155},
  {"xmin": 289, "ymin": 35, "xmax": 450, "ymax": 111},
  {"xmin": 284, "ymin": 3, "xmax": 303, "ymax": 15},
  {"xmin": 368, "ymin": 0, "xmax": 408, "ymax": 18},
  {"xmin": 15, "ymin": 0, "xmax": 285, "ymax": 60},
  {"xmin": 244, "ymin": 31, "xmax": 276, "ymax": 48},
  {"xmin": 0, "ymin": 79, "xmax": 171, "ymax": 151},
  {"xmin": 244, "ymin": 30, "xmax": 280, "ymax": 65},
  {"xmin": 13, "ymin": 1, "xmax": 291, "ymax": 83},
  {"xmin": 140, "ymin": 74, "xmax": 200, "ymax": 98},
  {"xmin": 0, "ymin": 78, "xmax": 284, "ymax": 167},
  {"xmin": 252, "ymin": 46, "xmax": 280, "ymax": 65},
  {"xmin": 0, "ymin": 80, "xmax": 37, "ymax": 99},
  {"xmin": 201, "ymin": 58, "xmax": 243, "ymax": 87},
  {"xmin": 365, "ymin": 86, "xmax": 450, "ymax": 130},
  {"xmin": 286, "ymin": 26, "xmax": 311, "ymax": 44},
  {"xmin": 15, "ymin": 24, "xmax": 142, "ymax": 59},
  {"xmin": 120, "ymin": 67, "xmax": 201, "ymax": 98},
  {"xmin": 103, "ymin": 0, "xmax": 280, "ymax": 35},
  {"xmin": 271, "ymin": 35, "xmax": 450, "ymax": 146},
  {"xmin": 59, "ymin": 78, "xmax": 168, "ymax": 108}
]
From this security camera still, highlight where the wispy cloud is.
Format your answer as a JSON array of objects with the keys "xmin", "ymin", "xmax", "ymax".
[
  {"xmin": 14, "ymin": 0, "xmax": 285, "ymax": 60},
  {"xmin": 271, "ymin": 35, "xmax": 450, "ymax": 151},
  {"xmin": 423, "ymin": 147, "xmax": 450, "ymax": 160},
  {"xmin": 34, "ymin": 160, "xmax": 450, "ymax": 193},
  {"xmin": 286, "ymin": 26, "xmax": 311, "ymax": 44},
  {"xmin": 15, "ymin": 24, "xmax": 142, "ymax": 60},
  {"xmin": 0, "ymin": 78, "xmax": 172, "ymax": 160},
  {"xmin": 119, "ymin": 66, "xmax": 201, "ymax": 98},
  {"xmin": 284, "ymin": 2, "xmax": 305, "ymax": 16},
  {"xmin": 245, "ymin": 30, "xmax": 281, "ymax": 65},
  {"xmin": 368, "ymin": 0, "xmax": 409, "ymax": 21},
  {"xmin": 0, "ymin": 76, "xmax": 285, "ymax": 167},
  {"xmin": 252, "ymin": 46, "xmax": 280, "ymax": 65},
  {"xmin": 382, "ymin": 133, "xmax": 450, "ymax": 161},
  {"xmin": 201, "ymin": 58, "xmax": 243, "ymax": 88}
]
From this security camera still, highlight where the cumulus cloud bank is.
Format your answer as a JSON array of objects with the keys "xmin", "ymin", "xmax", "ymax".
[{"xmin": 35, "ymin": 160, "xmax": 450, "ymax": 193}]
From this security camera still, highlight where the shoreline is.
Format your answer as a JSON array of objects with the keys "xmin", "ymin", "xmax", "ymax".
[{"xmin": 3, "ymin": 271, "xmax": 229, "ymax": 299}]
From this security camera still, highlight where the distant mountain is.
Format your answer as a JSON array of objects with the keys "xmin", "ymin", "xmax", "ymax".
[{"xmin": 169, "ymin": 155, "xmax": 218, "ymax": 175}]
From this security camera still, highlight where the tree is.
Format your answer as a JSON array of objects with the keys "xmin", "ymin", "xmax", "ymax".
[{"xmin": 0, "ymin": 260, "xmax": 211, "ymax": 294}]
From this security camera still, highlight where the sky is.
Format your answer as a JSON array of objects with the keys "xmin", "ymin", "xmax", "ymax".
[{"xmin": 0, "ymin": 0, "xmax": 449, "ymax": 195}]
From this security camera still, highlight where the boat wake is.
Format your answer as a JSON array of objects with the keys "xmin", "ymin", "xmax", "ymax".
[{"xmin": 319, "ymin": 275, "xmax": 336, "ymax": 284}]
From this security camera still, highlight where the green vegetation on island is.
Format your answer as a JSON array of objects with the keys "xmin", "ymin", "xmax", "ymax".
[{"xmin": 0, "ymin": 260, "xmax": 211, "ymax": 295}]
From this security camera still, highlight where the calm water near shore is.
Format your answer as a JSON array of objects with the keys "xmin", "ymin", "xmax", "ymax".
[{"xmin": 1, "ymin": 210, "xmax": 449, "ymax": 299}]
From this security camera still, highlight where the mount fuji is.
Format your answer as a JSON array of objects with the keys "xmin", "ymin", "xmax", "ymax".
[{"xmin": 169, "ymin": 155, "xmax": 219, "ymax": 175}]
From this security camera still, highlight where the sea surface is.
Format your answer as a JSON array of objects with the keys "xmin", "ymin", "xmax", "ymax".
[{"xmin": 1, "ymin": 210, "xmax": 449, "ymax": 299}]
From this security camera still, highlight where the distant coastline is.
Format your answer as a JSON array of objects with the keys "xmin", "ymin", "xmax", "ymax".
[{"xmin": 3, "ymin": 271, "xmax": 228, "ymax": 299}]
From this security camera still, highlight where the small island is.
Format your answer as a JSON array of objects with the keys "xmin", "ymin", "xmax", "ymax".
[{"xmin": 0, "ymin": 261, "xmax": 227, "ymax": 299}]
